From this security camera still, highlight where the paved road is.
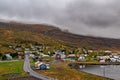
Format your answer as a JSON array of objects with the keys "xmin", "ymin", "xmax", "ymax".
[{"xmin": 23, "ymin": 54, "xmax": 54, "ymax": 80}]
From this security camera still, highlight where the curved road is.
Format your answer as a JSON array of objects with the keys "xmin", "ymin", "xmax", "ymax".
[{"xmin": 23, "ymin": 53, "xmax": 54, "ymax": 80}]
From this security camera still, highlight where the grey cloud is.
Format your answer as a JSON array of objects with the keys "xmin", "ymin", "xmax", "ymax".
[
  {"xmin": 54, "ymin": 0, "xmax": 120, "ymax": 38},
  {"xmin": 0, "ymin": 0, "xmax": 65, "ymax": 23},
  {"xmin": 55, "ymin": 0, "xmax": 120, "ymax": 28},
  {"xmin": 0, "ymin": 0, "xmax": 120, "ymax": 38}
]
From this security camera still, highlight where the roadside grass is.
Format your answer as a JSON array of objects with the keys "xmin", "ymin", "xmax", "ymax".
[
  {"xmin": 30, "ymin": 58, "xmax": 35, "ymax": 66},
  {"xmin": 42, "ymin": 57, "xmax": 54, "ymax": 62},
  {"xmin": 49, "ymin": 65, "xmax": 56, "ymax": 70},
  {"xmin": 0, "ymin": 61, "xmax": 27, "ymax": 80},
  {"xmin": 36, "ymin": 63, "xmax": 111, "ymax": 80}
]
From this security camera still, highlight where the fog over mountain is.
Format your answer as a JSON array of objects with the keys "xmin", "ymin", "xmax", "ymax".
[{"xmin": 0, "ymin": 0, "xmax": 120, "ymax": 38}]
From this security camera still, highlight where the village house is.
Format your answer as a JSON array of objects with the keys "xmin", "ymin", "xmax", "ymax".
[
  {"xmin": 15, "ymin": 47, "xmax": 22, "ymax": 51},
  {"xmin": 53, "ymin": 51, "xmax": 66, "ymax": 60},
  {"xmin": 40, "ymin": 53, "xmax": 50, "ymax": 57},
  {"xmin": 35, "ymin": 60, "xmax": 49, "ymax": 70},
  {"xmin": 67, "ymin": 54, "xmax": 76, "ymax": 58},
  {"xmin": 97, "ymin": 52, "xmax": 120, "ymax": 62},
  {"xmin": 78, "ymin": 54, "xmax": 87, "ymax": 62},
  {"xmin": 104, "ymin": 50, "xmax": 112, "ymax": 54},
  {"xmin": 88, "ymin": 50, "xmax": 94, "ymax": 53},
  {"xmin": 18, "ymin": 52, "xmax": 24, "ymax": 59},
  {"xmin": 97, "ymin": 56, "xmax": 110, "ymax": 62},
  {"xmin": 5, "ymin": 54, "xmax": 12, "ymax": 60}
]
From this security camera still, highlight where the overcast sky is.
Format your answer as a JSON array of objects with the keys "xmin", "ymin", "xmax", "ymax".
[{"xmin": 0, "ymin": 0, "xmax": 120, "ymax": 39}]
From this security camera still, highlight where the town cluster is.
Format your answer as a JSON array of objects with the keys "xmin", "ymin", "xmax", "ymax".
[{"xmin": 0, "ymin": 44, "xmax": 120, "ymax": 69}]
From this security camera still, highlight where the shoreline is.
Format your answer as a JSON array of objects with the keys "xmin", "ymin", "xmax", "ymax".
[
  {"xmin": 68, "ymin": 62, "xmax": 120, "ymax": 80},
  {"xmin": 78, "ymin": 69, "xmax": 114, "ymax": 80},
  {"xmin": 70, "ymin": 62, "xmax": 120, "ymax": 65}
]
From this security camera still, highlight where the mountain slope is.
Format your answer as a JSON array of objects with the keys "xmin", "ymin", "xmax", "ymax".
[
  {"xmin": 0, "ymin": 27, "xmax": 70, "ymax": 53},
  {"xmin": 0, "ymin": 21, "xmax": 120, "ymax": 51}
]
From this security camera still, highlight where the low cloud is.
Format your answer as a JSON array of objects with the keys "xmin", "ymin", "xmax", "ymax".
[{"xmin": 0, "ymin": 0, "xmax": 120, "ymax": 38}]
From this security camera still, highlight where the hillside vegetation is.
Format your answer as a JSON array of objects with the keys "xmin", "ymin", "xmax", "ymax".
[
  {"xmin": 0, "ymin": 22, "xmax": 120, "ymax": 51},
  {"xmin": 0, "ymin": 27, "xmax": 70, "ymax": 53}
]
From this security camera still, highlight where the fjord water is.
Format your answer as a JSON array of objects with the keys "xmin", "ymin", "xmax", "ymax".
[{"xmin": 80, "ymin": 65, "xmax": 120, "ymax": 80}]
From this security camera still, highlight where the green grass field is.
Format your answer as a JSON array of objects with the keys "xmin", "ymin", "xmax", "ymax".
[{"xmin": 0, "ymin": 61, "xmax": 27, "ymax": 80}]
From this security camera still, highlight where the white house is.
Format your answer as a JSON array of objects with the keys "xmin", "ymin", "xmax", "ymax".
[
  {"xmin": 88, "ymin": 50, "xmax": 93, "ymax": 53},
  {"xmin": 78, "ymin": 54, "xmax": 87, "ymax": 61},
  {"xmin": 110, "ymin": 58, "xmax": 117, "ymax": 62},
  {"xmin": 78, "ymin": 56, "xmax": 85, "ymax": 61},
  {"xmin": 5, "ymin": 54, "xmax": 12, "ymax": 60},
  {"xmin": 104, "ymin": 50, "xmax": 112, "ymax": 53},
  {"xmin": 40, "ymin": 52, "xmax": 50, "ymax": 57},
  {"xmin": 67, "ymin": 54, "xmax": 76, "ymax": 58},
  {"xmin": 54, "ymin": 51, "xmax": 66, "ymax": 60}
]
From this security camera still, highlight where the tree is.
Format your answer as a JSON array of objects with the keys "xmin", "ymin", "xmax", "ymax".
[
  {"xmin": 2, "ymin": 55, "xmax": 7, "ymax": 60},
  {"xmin": 0, "ymin": 53, "xmax": 2, "ymax": 57}
]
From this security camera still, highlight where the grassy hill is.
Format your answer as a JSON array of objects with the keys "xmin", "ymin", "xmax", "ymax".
[
  {"xmin": 0, "ymin": 21, "xmax": 120, "ymax": 51},
  {"xmin": 0, "ymin": 27, "xmax": 71, "ymax": 53}
]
